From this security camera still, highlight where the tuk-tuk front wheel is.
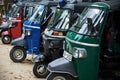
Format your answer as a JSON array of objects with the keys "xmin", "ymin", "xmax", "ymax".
[
  {"xmin": 10, "ymin": 46, "xmax": 27, "ymax": 62},
  {"xmin": 2, "ymin": 35, "xmax": 12, "ymax": 44},
  {"xmin": 47, "ymin": 73, "xmax": 75, "ymax": 80},
  {"xmin": 33, "ymin": 62, "xmax": 49, "ymax": 78}
]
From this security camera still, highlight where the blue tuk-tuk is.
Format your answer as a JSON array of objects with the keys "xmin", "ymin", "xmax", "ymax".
[{"xmin": 9, "ymin": 0, "xmax": 58, "ymax": 63}]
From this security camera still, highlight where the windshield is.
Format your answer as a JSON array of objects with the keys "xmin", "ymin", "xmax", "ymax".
[
  {"xmin": 29, "ymin": 5, "xmax": 44, "ymax": 22},
  {"xmin": 70, "ymin": 7, "xmax": 105, "ymax": 36},
  {"xmin": 48, "ymin": 9, "xmax": 70, "ymax": 30},
  {"xmin": 10, "ymin": 5, "xmax": 20, "ymax": 17},
  {"xmin": 9, "ymin": 4, "xmax": 17, "ymax": 13}
]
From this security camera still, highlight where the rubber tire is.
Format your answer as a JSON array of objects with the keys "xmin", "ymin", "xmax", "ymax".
[
  {"xmin": 33, "ymin": 62, "xmax": 49, "ymax": 78},
  {"xmin": 47, "ymin": 73, "xmax": 75, "ymax": 80},
  {"xmin": 10, "ymin": 46, "xmax": 27, "ymax": 63},
  {"xmin": 2, "ymin": 35, "xmax": 12, "ymax": 44}
]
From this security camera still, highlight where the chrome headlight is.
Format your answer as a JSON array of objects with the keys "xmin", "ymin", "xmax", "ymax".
[
  {"xmin": 63, "ymin": 51, "xmax": 72, "ymax": 61},
  {"xmin": 25, "ymin": 29, "xmax": 32, "ymax": 36},
  {"xmin": 73, "ymin": 47, "xmax": 87, "ymax": 58}
]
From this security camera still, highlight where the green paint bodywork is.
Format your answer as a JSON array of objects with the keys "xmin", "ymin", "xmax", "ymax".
[{"xmin": 64, "ymin": 2, "xmax": 111, "ymax": 80}]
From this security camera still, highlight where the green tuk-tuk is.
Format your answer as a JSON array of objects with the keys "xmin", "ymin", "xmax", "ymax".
[{"xmin": 47, "ymin": 0, "xmax": 120, "ymax": 80}]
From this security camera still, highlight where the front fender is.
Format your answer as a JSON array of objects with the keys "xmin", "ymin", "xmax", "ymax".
[
  {"xmin": 47, "ymin": 57, "xmax": 77, "ymax": 78},
  {"xmin": 0, "ymin": 22, "xmax": 9, "ymax": 29},
  {"xmin": 11, "ymin": 34, "xmax": 26, "ymax": 47}
]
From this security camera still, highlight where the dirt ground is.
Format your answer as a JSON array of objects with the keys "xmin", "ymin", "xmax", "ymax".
[{"xmin": 0, "ymin": 38, "xmax": 45, "ymax": 80}]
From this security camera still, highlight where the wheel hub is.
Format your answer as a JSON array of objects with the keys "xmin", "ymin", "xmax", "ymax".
[
  {"xmin": 5, "ymin": 37, "xmax": 9, "ymax": 40},
  {"xmin": 37, "ymin": 65, "xmax": 46, "ymax": 74},
  {"xmin": 13, "ymin": 49, "xmax": 24, "ymax": 60},
  {"xmin": 53, "ymin": 76, "xmax": 66, "ymax": 80},
  {"xmin": 4, "ymin": 36, "xmax": 10, "ymax": 41}
]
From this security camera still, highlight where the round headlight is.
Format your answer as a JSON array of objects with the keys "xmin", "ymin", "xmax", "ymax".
[{"xmin": 25, "ymin": 29, "xmax": 32, "ymax": 36}]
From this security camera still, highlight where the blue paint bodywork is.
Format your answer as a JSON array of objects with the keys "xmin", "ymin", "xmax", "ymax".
[{"xmin": 23, "ymin": 5, "xmax": 44, "ymax": 55}]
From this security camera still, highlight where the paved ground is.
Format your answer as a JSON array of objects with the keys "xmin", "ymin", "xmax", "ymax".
[{"xmin": 0, "ymin": 38, "xmax": 45, "ymax": 80}]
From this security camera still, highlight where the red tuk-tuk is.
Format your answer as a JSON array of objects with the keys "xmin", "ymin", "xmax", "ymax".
[{"xmin": 1, "ymin": 2, "xmax": 38, "ymax": 44}]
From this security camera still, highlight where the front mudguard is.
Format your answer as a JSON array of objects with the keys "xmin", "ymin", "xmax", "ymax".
[
  {"xmin": 11, "ymin": 34, "xmax": 26, "ymax": 47},
  {"xmin": 47, "ymin": 57, "xmax": 77, "ymax": 78},
  {"xmin": 0, "ymin": 24, "xmax": 9, "ymax": 37},
  {"xmin": 0, "ymin": 22, "xmax": 9, "ymax": 29}
]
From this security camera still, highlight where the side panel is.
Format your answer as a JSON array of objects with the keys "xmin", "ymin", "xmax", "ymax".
[
  {"xmin": 24, "ymin": 21, "xmax": 41, "ymax": 55},
  {"xmin": 65, "ymin": 35, "xmax": 100, "ymax": 80},
  {"xmin": 10, "ymin": 17, "xmax": 22, "ymax": 39}
]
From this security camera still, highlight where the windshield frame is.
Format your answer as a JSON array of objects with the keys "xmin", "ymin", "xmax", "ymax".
[
  {"xmin": 28, "ymin": 5, "xmax": 45, "ymax": 22},
  {"xmin": 69, "ymin": 7, "xmax": 106, "ymax": 37}
]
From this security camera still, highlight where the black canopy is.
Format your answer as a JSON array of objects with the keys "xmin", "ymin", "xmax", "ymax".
[
  {"xmin": 58, "ymin": 2, "xmax": 92, "ymax": 13},
  {"xmin": 104, "ymin": 0, "xmax": 120, "ymax": 11}
]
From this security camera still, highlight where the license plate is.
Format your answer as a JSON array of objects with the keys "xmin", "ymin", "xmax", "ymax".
[{"xmin": 63, "ymin": 51, "xmax": 72, "ymax": 61}]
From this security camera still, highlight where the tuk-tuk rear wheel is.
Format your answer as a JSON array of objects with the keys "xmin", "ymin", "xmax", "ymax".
[
  {"xmin": 2, "ymin": 35, "xmax": 12, "ymax": 44},
  {"xmin": 10, "ymin": 46, "xmax": 26, "ymax": 62},
  {"xmin": 47, "ymin": 73, "xmax": 76, "ymax": 80},
  {"xmin": 33, "ymin": 62, "xmax": 49, "ymax": 78}
]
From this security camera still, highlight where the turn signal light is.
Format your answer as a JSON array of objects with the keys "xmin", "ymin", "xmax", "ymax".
[{"xmin": 53, "ymin": 32, "xmax": 63, "ymax": 36}]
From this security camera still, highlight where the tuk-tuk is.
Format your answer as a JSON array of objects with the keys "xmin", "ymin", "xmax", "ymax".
[
  {"xmin": 0, "ymin": 3, "xmax": 23, "ymax": 38},
  {"xmin": 47, "ymin": 0, "xmax": 120, "ymax": 80},
  {"xmin": 0, "ymin": 0, "xmax": 42, "ymax": 37},
  {"xmin": 1, "ymin": 1, "xmax": 39, "ymax": 44},
  {"xmin": 0, "ymin": 4, "xmax": 20, "ymax": 37},
  {"xmin": 9, "ymin": 1, "xmax": 58, "ymax": 63},
  {"xmin": 32, "ymin": 1, "xmax": 90, "ymax": 78},
  {"xmin": 0, "ymin": 0, "xmax": 14, "ymax": 36}
]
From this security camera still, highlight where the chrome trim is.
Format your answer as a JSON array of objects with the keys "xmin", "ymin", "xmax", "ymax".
[
  {"xmin": 66, "ymin": 37, "xmax": 99, "ymax": 47},
  {"xmin": 23, "ymin": 24, "xmax": 40, "ymax": 29}
]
